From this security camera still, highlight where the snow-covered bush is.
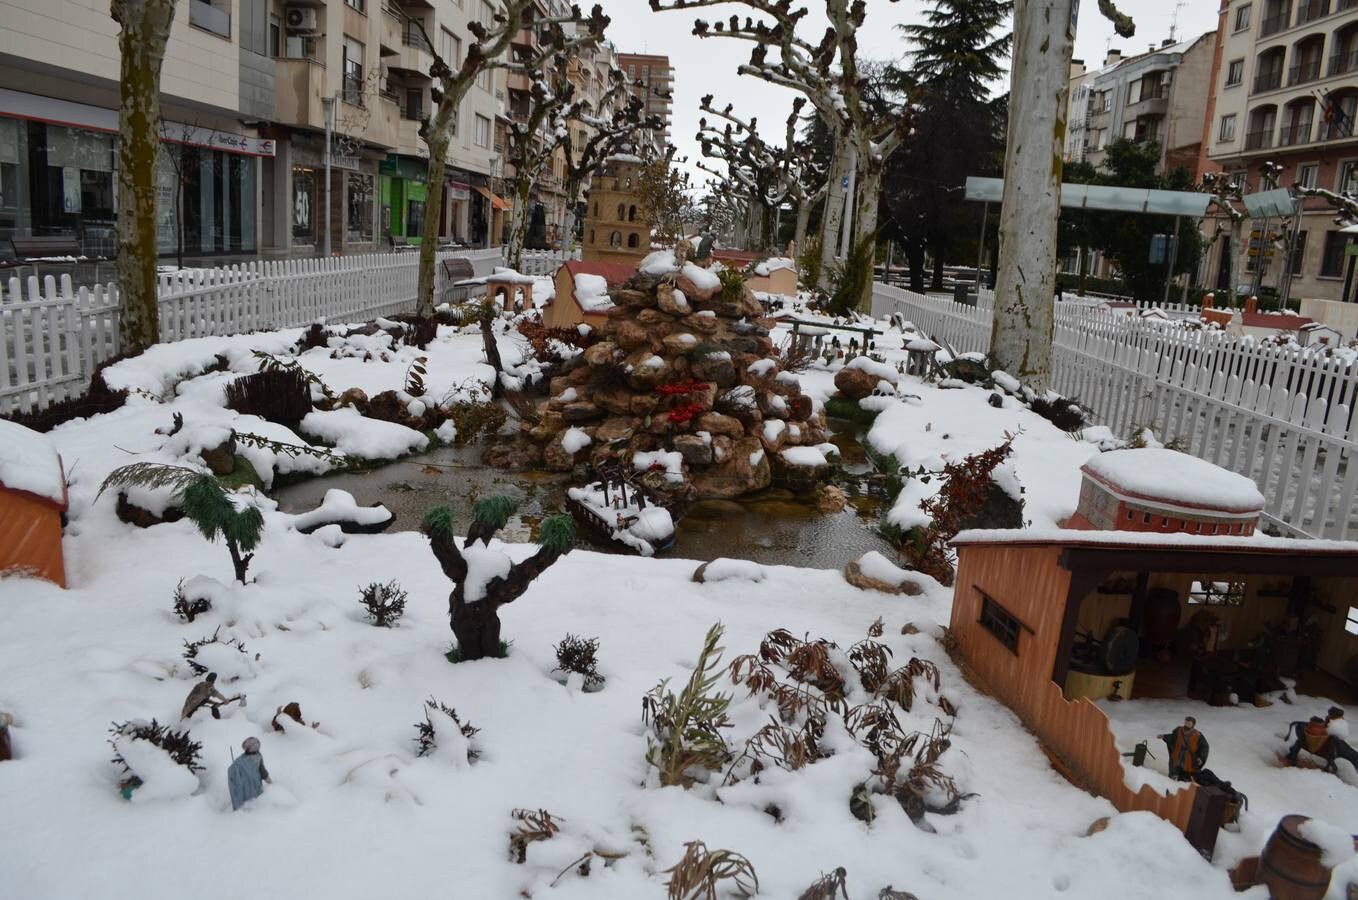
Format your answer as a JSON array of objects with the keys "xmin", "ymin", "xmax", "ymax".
[
  {"xmin": 182, "ymin": 627, "xmax": 249, "ymax": 677},
  {"xmin": 358, "ymin": 580, "xmax": 407, "ymax": 627},
  {"xmin": 642, "ymin": 623, "xmax": 732, "ymax": 788},
  {"xmin": 171, "ymin": 579, "xmax": 212, "ymax": 623},
  {"xmin": 224, "ymin": 368, "xmax": 313, "ymax": 424},
  {"xmin": 413, "ymin": 698, "xmax": 480, "ymax": 763},
  {"xmin": 108, "ymin": 720, "xmax": 203, "ymax": 800},
  {"xmin": 553, "ymin": 634, "xmax": 604, "ymax": 691}
]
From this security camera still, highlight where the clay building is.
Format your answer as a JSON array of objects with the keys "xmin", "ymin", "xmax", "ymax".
[{"xmin": 581, "ymin": 155, "xmax": 650, "ymax": 266}]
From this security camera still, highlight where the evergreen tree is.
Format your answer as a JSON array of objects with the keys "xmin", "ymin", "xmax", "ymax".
[{"xmin": 889, "ymin": 0, "xmax": 1012, "ymax": 291}]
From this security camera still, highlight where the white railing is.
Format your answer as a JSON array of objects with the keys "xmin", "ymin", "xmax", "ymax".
[
  {"xmin": 517, "ymin": 248, "xmax": 580, "ymax": 276},
  {"xmin": 1, "ymin": 247, "xmax": 508, "ymax": 416},
  {"xmin": 871, "ymin": 282, "xmax": 1358, "ymax": 541}
]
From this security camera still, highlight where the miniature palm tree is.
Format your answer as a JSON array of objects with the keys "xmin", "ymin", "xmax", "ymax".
[
  {"xmin": 100, "ymin": 463, "xmax": 264, "ymax": 583},
  {"xmin": 421, "ymin": 496, "xmax": 575, "ymax": 662}
]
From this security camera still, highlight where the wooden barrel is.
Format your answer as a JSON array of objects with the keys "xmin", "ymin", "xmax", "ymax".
[{"xmin": 1259, "ymin": 815, "xmax": 1331, "ymax": 900}]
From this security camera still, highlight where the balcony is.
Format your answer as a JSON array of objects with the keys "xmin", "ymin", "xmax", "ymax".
[
  {"xmin": 274, "ymin": 58, "xmax": 327, "ymax": 130},
  {"xmin": 1126, "ymin": 94, "xmax": 1169, "ymax": 118},
  {"xmin": 189, "ymin": 0, "xmax": 231, "ymax": 38},
  {"xmin": 1245, "ymin": 128, "xmax": 1275, "ymax": 150},
  {"xmin": 380, "ymin": 5, "xmax": 404, "ymax": 56},
  {"xmin": 1295, "ymin": 0, "xmax": 1329, "ymax": 25},
  {"xmin": 397, "ymin": 118, "xmax": 423, "ymax": 156},
  {"xmin": 1331, "ymin": 49, "xmax": 1358, "ymax": 76},
  {"xmin": 391, "ymin": 26, "xmax": 433, "ymax": 77},
  {"xmin": 1260, "ymin": 11, "xmax": 1291, "ymax": 36},
  {"xmin": 1288, "ymin": 58, "xmax": 1323, "ymax": 85},
  {"xmin": 1252, "ymin": 70, "xmax": 1284, "ymax": 93},
  {"xmin": 1279, "ymin": 122, "xmax": 1312, "ymax": 145}
]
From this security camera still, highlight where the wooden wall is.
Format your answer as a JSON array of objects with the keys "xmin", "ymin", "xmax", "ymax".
[
  {"xmin": 1316, "ymin": 577, "xmax": 1358, "ymax": 682},
  {"xmin": 952, "ymin": 545, "xmax": 1198, "ymax": 832}
]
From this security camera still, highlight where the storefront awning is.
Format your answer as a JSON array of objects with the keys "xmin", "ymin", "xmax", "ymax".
[{"xmin": 475, "ymin": 187, "xmax": 511, "ymax": 211}]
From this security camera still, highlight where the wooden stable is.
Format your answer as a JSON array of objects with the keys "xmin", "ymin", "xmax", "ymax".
[
  {"xmin": 0, "ymin": 421, "xmax": 69, "ymax": 587},
  {"xmin": 949, "ymin": 530, "xmax": 1358, "ymax": 853},
  {"xmin": 544, "ymin": 260, "xmax": 636, "ymax": 331}
]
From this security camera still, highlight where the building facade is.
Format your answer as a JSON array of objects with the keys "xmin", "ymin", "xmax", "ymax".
[
  {"xmin": 617, "ymin": 53, "xmax": 672, "ymax": 145},
  {"xmin": 0, "ymin": 0, "xmax": 510, "ymax": 265},
  {"xmin": 1204, "ymin": 0, "xmax": 1358, "ymax": 305}
]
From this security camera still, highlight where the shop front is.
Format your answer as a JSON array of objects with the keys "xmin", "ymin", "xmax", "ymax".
[
  {"xmin": 380, "ymin": 155, "xmax": 429, "ymax": 248},
  {"xmin": 0, "ymin": 89, "xmax": 269, "ymax": 262}
]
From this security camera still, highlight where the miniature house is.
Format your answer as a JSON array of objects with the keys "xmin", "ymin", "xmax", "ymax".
[
  {"xmin": 544, "ymin": 260, "xmax": 635, "ymax": 330},
  {"xmin": 0, "ymin": 420, "xmax": 69, "ymax": 587},
  {"xmin": 949, "ymin": 448, "xmax": 1358, "ymax": 856},
  {"xmin": 582, "ymin": 155, "xmax": 650, "ymax": 266},
  {"xmin": 711, "ymin": 250, "xmax": 799, "ymax": 296}
]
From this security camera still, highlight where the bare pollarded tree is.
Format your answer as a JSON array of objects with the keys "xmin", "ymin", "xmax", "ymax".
[
  {"xmin": 694, "ymin": 100, "xmax": 792, "ymax": 251},
  {"xmin": 559, "ymin": 70, "xmax": 663, "ymax": 253},
  {"xmin": 111, "ymin": 0, "xmax": 177, "ymax": 353},
  {"xmin": 651, "ymin": 0, "xmax": 906, "ymax": 308},
  {"xmin": 410, "ymin": 2, "xmax": 608, "ymax": 318}
]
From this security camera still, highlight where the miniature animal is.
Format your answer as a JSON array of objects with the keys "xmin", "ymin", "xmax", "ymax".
[{"xmin": 1283, "ymin": 718, "xmax": 1358, "ymax": 774}]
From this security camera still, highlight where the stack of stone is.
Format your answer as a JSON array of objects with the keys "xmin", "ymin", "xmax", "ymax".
[{"xmin": 528, "ymin": 263, "xmax": 828, "ymax": 500}]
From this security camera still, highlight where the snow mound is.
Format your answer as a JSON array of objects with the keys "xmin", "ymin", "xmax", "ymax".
[
  {"xmin": 561, "ymin": 427, "xmax": 592, "ymax": 455},
  {"xmin": 112, "ymin": 732, "xmax": 199, "ymax": 803},
  {"xmin": 845, "ymin": 356, "xmax": 898, "ymax": 384},
  {"xmin": 300, "ymin": 408, "xmax": 428, "ymax": 461},
  {"xmin": 639, "ymin": 250, "xmax": 677, "ymax": 276},
  {"xmin": 694, "ymin": 558, "xmax": 766, "ymax": 583},
  {"xmin": 680, "ymin": 262, "xmax": 721, "ymax": 293},
  {"xmin": 1083, "ymin": 449, "xmax": 1264, "ymax": 511},
  {"xmin": 293, "ymin": 489, "xmax": 394, "ymax": 533},
  {"xmin": 633, "ymin": 450, "xmax": 684, "ymax": 484},
  {"xmin": 781, "ymin": 446, "xmax": 829, "ymax": 468},
  {"xmin": 855, "ymin": 551, "xmax": 917, "ymax": 589},
  {"xmin": 0, "ymin": 419, "xmax": 66, "ymax": 505},
  {"xmin": 753, "ymin": 257, "xmax": 795, "ymax": 277},
  {"xmin": 462, "ymin": 542, "xmax": 512, "ymax": 603},
  {"xmin": 573, "ymin": 272, "xmax": 615, "ymax": 312}
]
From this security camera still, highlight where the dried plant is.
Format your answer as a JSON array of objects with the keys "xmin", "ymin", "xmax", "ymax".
[
  {"xmin": 181, "ymin": 626, "xmax": 248, "ymax": 676},
  {"xmin": 664, "ymin": 840, "xmax": 759, "ymax": 900},
  {"xmin": 643, "ymin": 624, "xmax": 733, "ymax": 788},
  {"xmin": 403, "ymin": 356, "xmax": 429, "ymax": 396},
  {"xmin": 502, "ymin": 388, "xmax": 544, "ymax": 426},
  {"xmin": 109, "ymin": 719, "xmax": 203, "ymax": 774},
  {"xmin": 171, "ymin": 579, "xmax": 211, "ymax": 623},
  {"xmin": 358, "ymin": 580, "xmax": 407, "ymax": 627},
  {"xmin": 798, "ymin": 868, "xmax": 849, "ymax": 900},
  {"xmin": 509, "ymin": 807, "xmax": 561, "ymax": 863},
  {"xmin": 848, "ymin": 637, "xmax": 893, "ymax": 694},
  {"xmin": 776, "ymin": 335, "xmax": 814, "ymax": 374},
  {"xmin": 252, "ymin": 351, "xmax": 336, "ymax": 402},
  {"xmin": 413, "ymin": 697, "xmax": 480, "ymax": 760},
  {"xmin": 554, "ymin": 634, "xmax": 601, "ymax": 679},
  {"xmin": 908, "ymin": 435, "xmax": 1017, "ymax": 585},
  {"xmin": 879, "ymin": 658, "xmax": 941, "ymax": 713},
  {"xmin": 726, "ymin": 715, "xmax": 829, "ymax": 784}
]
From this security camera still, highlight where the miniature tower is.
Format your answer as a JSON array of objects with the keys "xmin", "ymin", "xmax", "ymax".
[{"xmin": 582, "ymin": 155, "xmax": 650, "ymax": 266}]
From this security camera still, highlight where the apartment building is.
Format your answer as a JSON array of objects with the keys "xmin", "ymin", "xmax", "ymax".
[
  {"xmin": 617, "ymin": 53, "xmax": 672, "ymax": 144},
  {"xmin": 1064, "ymin": 57, "xmax": 1107, "ymax": 165},
  {"xmin": 0, "ymin": 0, "xmax": 510, "ymax": 263},
  {"xmin": 1081, "ymin": 35, "xmax": 1216, "ymax": 178},
  {"xmin": 1205, "ymin": 0, "xmax": 1358, "ymax": 305}
]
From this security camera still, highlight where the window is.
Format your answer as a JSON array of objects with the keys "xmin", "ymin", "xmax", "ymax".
[
  {"xmin": 1226, "ymin": 59, "xmax": 1244, "ymax": 86},
  {"xmin": 480, "ymin": 0, "xmax": 495, "ymax": 26},
  {"xmin": 269, "ymin": 14, "xmax": 281, "ymax": 58},
  {"xmin": 1340, "ymin": 160, "xmax": 1358, "ymax": 194},
  {"xmin": 1347, "ymin": 605, "xmax": 1358, "ymax": 636},
  {"xmin": 189, "ymin": 0, "xmax": 231, "ymax": 38},
  {"xmin": 588, "ymin": 228, "xmax": 595, "ymax": 244},
  {"xmin": 1219, "ymin": 114, "xmax": 1238, "ymax": 142},
  {"xmin": 344, "ymin": 0, "xmax": 365, "ymax": 10},
  {"xmin": 617, "ymin": 202, "xmax": 626, "ymax": 220},
  {"xmin": 440, "ymin": 28, "xmax": 461, "ymax": 67},
  {"xmin": 1229, "ymin": 169, "xmax": 1249, "ymax": 190},
  {"xmin": 343, "ymin": 37, "xmax": 365, "ymax": 106},
  {"xmin": 474, "ymin": 114, "xmax": 491, "ymax": 148},
  {"xmin": 1142, "ymin": 512, "xmax": 1152, "ymax": 524},
  {"xmin": 346, "ymin": 173, "xmax": 373, "ymax": 242},
  {"xmin": 1289, "ymin": 230, "xmax": 1307, "ymax": 274},
  {"xmin": 407, "ymin": 199, "xmax": 425, "ymax": 238},
  {"xmin": 628, "ymin": 204, "xmax": 637, "ymax": 221},
  {"xmin": 627, "ymin": 233, "xmax": 639, "ymax": 248},
  {"xmin": 609, "ymin": 230, "xmax": 622, "ymax": 247},
  {"xmin": 1235, "ymin": 3, "xmax": 1252, "ymax": 31},
  {"xmin": 404, "ymin": 88, "xmax": 423, "ymax": 121},
  {"xmin": 1188, "ymin": 580, "xmax": 1246, "ymax": 607},
  {"xmin": 978, "ymin": 591, "xmax": 1021, "ymax": 653},
  {"xmin": 1297, "ymin": 162, "xmax": 1318, "ymax": 188},
  {"xmin": 1320, "ymin": 230, "xmax": 1351, "ymax": 277}
]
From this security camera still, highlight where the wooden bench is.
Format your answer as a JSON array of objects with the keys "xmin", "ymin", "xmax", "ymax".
[
  {"xmin": 442, "ymin": 256, "xmax": 477, "ymax": 302},
  {"xmin": 10, "ymin": 235, "xmax": 85, "ymax": 261}
]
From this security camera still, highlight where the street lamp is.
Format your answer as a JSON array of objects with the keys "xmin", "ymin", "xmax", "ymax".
[{"xmin": 322, "ymin": 95, "xmax": 335, "ymax": 257}]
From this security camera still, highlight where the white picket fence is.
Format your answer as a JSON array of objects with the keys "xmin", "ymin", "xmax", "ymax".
[
  {"xmin": 871, "ymin": 283, "xmax": 1358, "ymax": 541},
  {"xmin": 1, "ymin": 246, "xmax": 508, "ymax": 416}
]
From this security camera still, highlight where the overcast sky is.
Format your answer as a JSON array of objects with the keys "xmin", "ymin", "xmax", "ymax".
[{"xmin": 593, "ymin": 0, "xmax": 1222, "ymax": 190}]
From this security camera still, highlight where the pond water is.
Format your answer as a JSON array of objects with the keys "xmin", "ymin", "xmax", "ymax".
[{"xmin": 272, "ymin": 422, "xmax": 895, "ymax": 570}]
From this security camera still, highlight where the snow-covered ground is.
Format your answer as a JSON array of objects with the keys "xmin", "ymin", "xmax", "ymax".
[{"xmin": 2, "ymin": 304, "xmax": 1354, "ymax": 899}]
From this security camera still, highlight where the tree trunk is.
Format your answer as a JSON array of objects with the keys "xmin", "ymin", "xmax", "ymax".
[
  {"xmin": 1077, "ymin": 245, "xmax": 1089, "ymax": 296},
  {"xmin": 450, "ymin": 593, "xmax": 505, "ymax": 661},
  {"xmin": 930, "ymin": 248, "xmax": 945, "ymax": 292},
  {"xmin": 481, "ymin": 311, "xmax": 504, "ymax": 397},
  {"xmin": 113, "ymin": 0, "xmax": 177, "ymax": 354},
  {"xmin": 906, "ymin": 241, "xmax": 926, "ymax": 292},
  {"xmin": 175, "ymin": 176, "xmax": 184, "ymax": 270},
  {"xmin": 990, "ymin": 0, "xmax": 1073, "ymax": 392},
  {"xmin": 818, "ymin": 139, "xmax": 852, "ymax": 290},
  {"xmin": 507, "ymin": 176, "xmax": 531, "ymax": 271},
  {"xmin": 417, "ymin": 134, "xmax": 450, "ymax": 318},
  {"xmin": 793, "ymin": 196, "xmax": 812, "ymax": 260},
  {"xmin": 854, "ymin": 161, "xmax": 883, "ymax": 311},
  {"xmin": 226, "ymin": 539, "xmax": 252, "ymax": 584}
]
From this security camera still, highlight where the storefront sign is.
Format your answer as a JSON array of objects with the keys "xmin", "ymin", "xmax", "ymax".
[{"xmin": 448, "ymin": 181, "xmax": 471, "ymax": 201}]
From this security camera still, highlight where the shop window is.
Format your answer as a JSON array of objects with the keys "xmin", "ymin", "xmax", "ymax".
[
  {"xmin": 978, "ymin": 591, "xmax": 1020, "ymax": 654},
  {"xmin": 1188, "ymin": 580, "xmax": 1246, "ymax": 607},
  {"xmin": 292, "ymin": 167, "xmax": 316, "ymax": 242},
  {"xmin": 346, "ymin": 173, "xmax": 373, "ymax": 243},
  {"xmin": 627, "ymin": 232, "xmax": 638, "ymax": 248},
  {"xmin": 407, "ymin": 200, "xmax": 426, "ymax": 238}
]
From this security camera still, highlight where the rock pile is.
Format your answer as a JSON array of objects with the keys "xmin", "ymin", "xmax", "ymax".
[{"xmin": 523, "ymin": 254, "xmax": 830, "ymax": 500}]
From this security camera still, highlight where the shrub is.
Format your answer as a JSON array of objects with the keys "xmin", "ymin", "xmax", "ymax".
[
  {"xmin": 172, "ymin": 579, "xmax": 212, "ymax": 623},
  {"xmin": 642, "ymin": 623, "xmax": 732, "ymax": 787},
  {"xmin": 797, "ymin": 235, "xmax": 823, "ymax": 294},
  {"xmin": 358, "ymin": 580, "xmax": 407, "ymax": 627},
  {"xmin": 663, "ymin": 841, "xmax": 759, "ymax": 900},
  {"xmin": 109, "ymin": 719, "xmax": 203, "ymax": 774},
  {"xmin": 1027, "ymin": 394, "xmax": 1089, "ymax": 433},
  {"xmin": 715, "ymin": 266, "xmax": 745, "ymax": 304},
  {"xmin": 908, "ymin": 437, "xmax": 1016, "ymax": 585},
  {"xmin": 413, "ymin": 697, "xmax": 480, "ymax": 760},
  {"xmin": 224, "ymin": 368, "xmax": 313, "ymax": 424},
  {"xmin": 553, "ymin": 634, "xmax": 604, "ymax": 690},
  {"xmin": 182, "ymin": 626, "xmax": 249, "ymax": 676}
]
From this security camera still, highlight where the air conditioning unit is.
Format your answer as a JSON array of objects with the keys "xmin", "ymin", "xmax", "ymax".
[{"xmin": 285, "ymin": 6, "xmax": 318, "ymax": 33}]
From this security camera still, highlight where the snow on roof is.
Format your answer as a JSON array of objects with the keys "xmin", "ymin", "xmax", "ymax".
[
  {"xmin": 561, "ymin": 259, "xmax": 635, "ymax": 287},
  {"xmin": 951, "ymin": 527, "xmax": 1358, "ymax": 557},
  {"xmin": 753, "ymin": 257, "xmax": 795, "ymax": 277},
  {"xmin": 1081, "ymin": 449, "xmax": 1264, "ymax": 513},
  {"xmin": 572, "ymin": 272, "xmax": 615, "ymax": 313},
  {"xmin": 0, "ymin": 419, "xmax": 67, "ymax": 508}
]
